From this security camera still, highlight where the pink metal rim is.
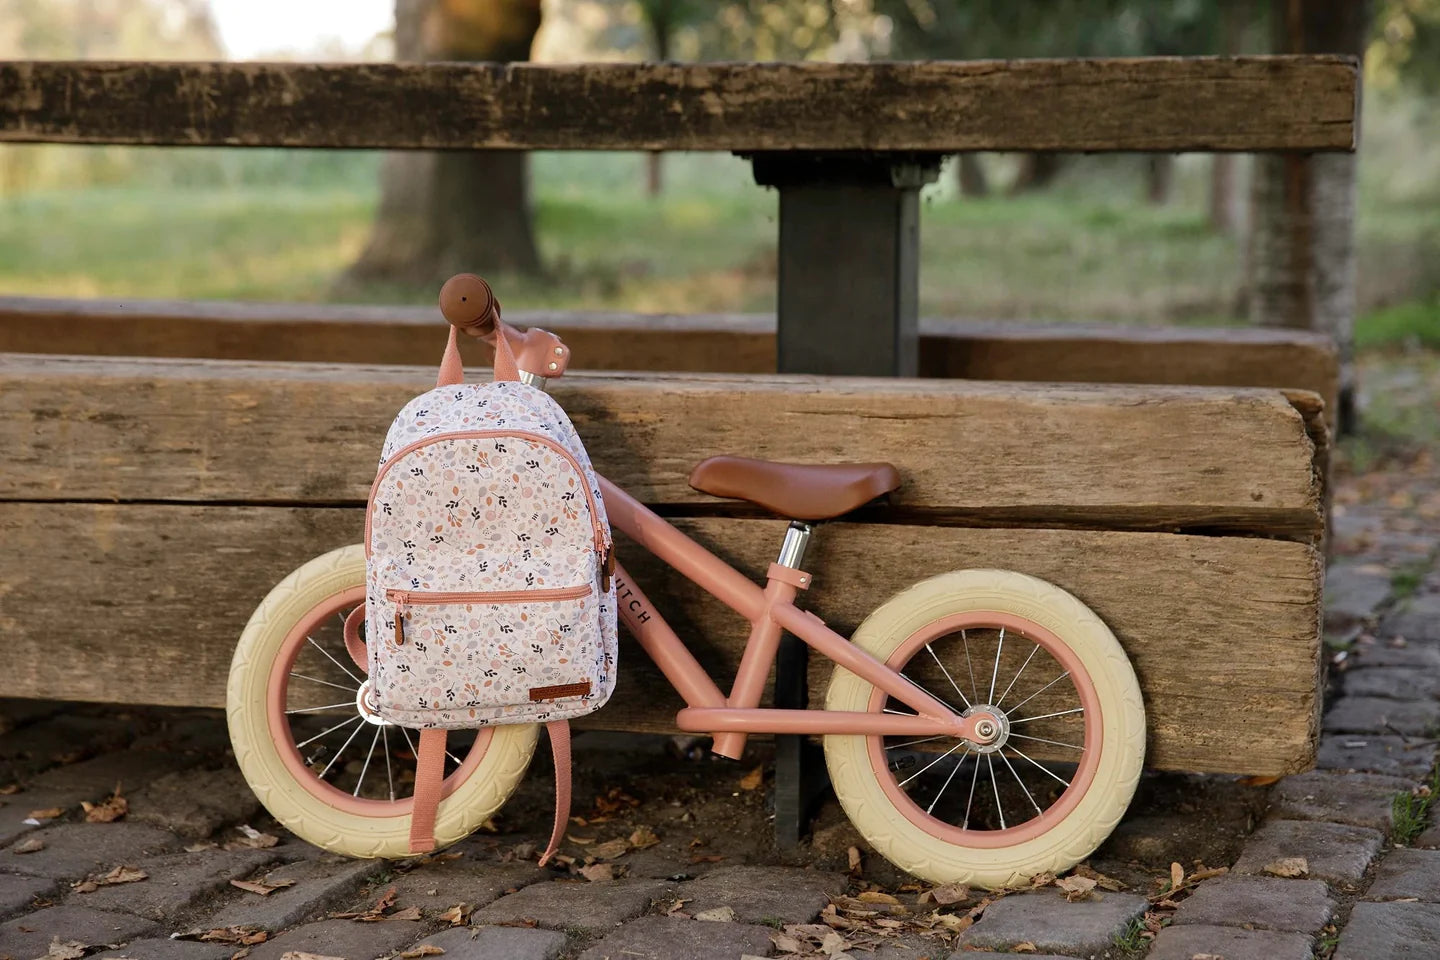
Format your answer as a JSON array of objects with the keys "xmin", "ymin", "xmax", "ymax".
[
  {"xmin": 265, "ymin": 585, "xmax": 493, "ymax": 817},
  {"xmin": 865, "ymin": 610, "xmax": 1103, "ymax": 849}
]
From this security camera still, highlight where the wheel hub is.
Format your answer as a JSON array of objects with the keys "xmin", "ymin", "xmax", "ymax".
[
  {"xmin": 963, "ymin": 704, "xmax": 1010, "ymax": 754},
  {"xmin": 355, "ymin": 680, "xmax": 391, "ymax": 726}
]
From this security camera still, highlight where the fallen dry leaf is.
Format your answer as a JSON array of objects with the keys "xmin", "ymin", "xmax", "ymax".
[
  {"xmin": 846, "ymin": 846, "xmax": 862, "ymax": 874},
  {"xmin": 738, "ymin": 765, "xmax": 764, "ymax": 790},
  {"xmin": 230, "ymin": 947, "xmax": 252, "ymax": 960},
  {"xmin": 857, "ymin": 891, "xmax": 902, "ymax": 906},
  {"xmin": 0, "ymin": 783, "xmax": 20, "ymax": 795},
  {"xmin": 1029, "ymin": 872, "xmax": 1057, "ymax": 889},
  {"xmin": 770, "ymin": 931, "xmax": 806, "ymax": 953},
  {"xmin": 13, "ymin": 837, "xmax": 46, "ymax": 854},
  {"xmin": 695, "ymin": 905, "xmax": 737, "ymax": 922},
  {"xmin": 930, "ymin": 912, "xmax": 975, "ymax": 934},
  {"xmin": 82, "ymin": 785, "xmax": 128, "ymax": 823},
  {"xmin": 590, "ymin": 838, "xmax": 629, "ymax": 860},
  {"xmin": 578, "ymin": 863, "xmax": 617, "ymax": 882},
  {"xmin": 628, "ymin": 826, "xmax": 661, "ymax": 849},
  {"xmin": 1188, "ymin": 866, "xmax": 1229, "ymax": 883},
  {"xmin": 1170, "ymin": 862, "xmax": 1185, "ymax": 890},
  {"xmin": 28, "ymin": 807, "xmax": 65, "ymax": 819},
  {"xmin": 386, "ymin": 906, "xmax": 424, "ymax": 922},
  {"xmin": 279, "ymin": 953, "xmax": 345, "ymax": 960},
  {"xmin": 567, "ymin": 834, "xmax": 596, "ymax": 845},
  {"xmin": 690, "ymin": 854, "xmax": 725, "ymax": 864},
  {"xmin": 439, "ymin": 903, "xmax": 470, "ymax": 926},
  {"xmin": 1264, "ymin": 857, "xmax": 1309, "ymax": 878},
  {"xmin": 224, "ymin": 825, "xmax": 280, "ymax": 850},
  {"xmin": 1014, "ymin": 942, "xmax": 1038, "ymax": 954},
  {"xmin": 230, "ymin": 878, "xmax": 296, "ymax": 897},
  {"xmin": 1057, "ymin": 875, "xmax": 1098, "ymax": 902},
  {"xmin": 43, "ymin": 938, "xmax": 88, "ymax": 960},
  {"xmin": 1072, "ymin": 863, "xmax": 1127, "ymax": 891},
  {"xmin": 72, "ymin": 865, "xmax": 147, "ymax": 893},
  {"xmin": 188, "ymin": 927, "xmax": 268, "ymax": 945},
  {"xmin": 400, "ymin": 947, "xmax": 445, "ymax": 958}
]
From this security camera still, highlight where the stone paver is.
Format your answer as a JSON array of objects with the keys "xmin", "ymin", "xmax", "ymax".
[
  {"xmin": 409, "ymin": 925, "xmax": 568, "ymax": 960},
  {"xmin": 956, "ymin": 889, "xmax": 1147, "ymax": 957},
  {"xmin": 128, "ymin": 767, "xmax": 261, "ymax": 838},
  {"xmin": 0, "ymin": 905, "xmax": 158, "ymax": 958},
  {"xmin": 679, "ymin": 864, "xmax": 847, "ymax": 925},
  {"xmin": 1345, "ymin": 638, "xmax": 1440, "ymax": 670},
  {"xmin": 0, "ymin": 822, "xmax": 181, "ymax": 879},
  {"xmin": 83, "ymin": 845, "xmax": 282, "ymax": 921},
  {"xmin": 473, "ymin": 877, "xmax": 674, "ymax": 933},
  {"xmin": 1146, "ymin": 924, "xmax": 1314, "ymax": 960},
  {"xmin": 1343, "ymin": 666, "xmax": 1440, "ymax": 700},
  {"xmin": 349, "ymin": 859, "xmax": 545, "ymax": 914},
  {"xmin": 1170, "ymin": 875, "xmax": 1333, "ymax": 933},
  {"xmin": 204, "ymin": 855, "xmax": 376, "ymax": 932},
  {"xmin": 244, "ymin": 918, "xmax": 425, "ymax": 960},
  {"xmin": 576, "ymin": 915, "xmax": 776, "ymax": 960},
  {"xmin": 96, "ymin": 939, "xmax": 236, "ymax": 960},
  {"xmin": 1325, "ymin": 560, "xmax": 1394, "ymax": 633},
  {"xmin": 1316, "ymin": 733, "xmax": 1438, "ymax": 779},
  {"xmin": 1231, "ymin": 819, "xmax": 1384, "ymax": 885},
  {"xmin": 1268, "ymin": 770, "xmax": 1415, "ymax": 833},
  {"xmin": 1413, "ymin": 823, "xmax": 1440, "ymax": 848},
  {"xmin": 1389, "ymin": 592, "xmax": 1440, "ymax": 642},
  {"xmin": 24, "ymin": 749, "xmax": 189, "ymax": 796},
  {"xmin": 1335, "ymin": 900, "xmax": 1440, "ymax": 959},
  {"xmin": 1323, "ymin": 695, "xmax": 1440, "ymax": 735},
  {"xmin": 0, "ymin": 872, "xmax": 59, "ymax": 920},
  {"xmin": 1366, "ymin": 848, "xmax": 1440, "ymax": 902},
  {"xmin": 943, "ymin": 954, "xmax": 1078, "ymax": 960}
]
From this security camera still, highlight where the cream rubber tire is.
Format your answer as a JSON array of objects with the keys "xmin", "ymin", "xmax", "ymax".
[
  {"xmin": 227, "ymin": 544, "xmax": 538, "ymax": 859},
  {"xmin": 823, "ymin": 569, "xmax": 1145, "ymax": 889}
]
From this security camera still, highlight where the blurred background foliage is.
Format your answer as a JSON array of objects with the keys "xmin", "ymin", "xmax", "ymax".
[{"xmin": 0, "ymin": 0, "xmax": 1436, "ymax": 354}]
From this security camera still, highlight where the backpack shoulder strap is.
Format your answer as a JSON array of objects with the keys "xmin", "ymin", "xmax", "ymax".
[
  {"xmin": 538, "ymin": 719, "xmax": 571, "ymax": 867},
  {"xmin": 408, "ymin": 727, "xmax": 448, "ymax": 854}
]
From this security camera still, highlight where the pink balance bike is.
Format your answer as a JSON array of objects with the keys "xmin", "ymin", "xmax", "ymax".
[{"xmin": 227, "ymin": 276, "xmax": 1146, "ymax": 889}]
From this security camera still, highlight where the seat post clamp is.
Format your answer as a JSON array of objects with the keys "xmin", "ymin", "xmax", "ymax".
[{"xmin": 767, "ymin": 563, "xmax": 813, "ymax": 591}]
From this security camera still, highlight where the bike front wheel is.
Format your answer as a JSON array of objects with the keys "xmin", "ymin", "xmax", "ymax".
[
  {"xmin": 823, "ymin": 569, "xmax": 1145, "ymax": 888},
  {"xmin": 227, "ymin": 544, "xmax": 538, "ymax": 859}
]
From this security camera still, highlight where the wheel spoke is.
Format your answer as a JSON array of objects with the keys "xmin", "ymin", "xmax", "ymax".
[
  {"xmin": 898, "ymin": 741, "xmax": 964, "ymax": 788},
  {"xmin": 961, "ymin": 630, "xmax": 980, "ymax": 705},
  {"xmin": 1007, "ymin": 746, "xmax": 1072, "ymax": 787},
  {"xmin": 900, "ymin": 672, "xmax": 963, "ymax": 715},
  {"xmin": 924, "ymin": 644, "xmax": 972, "ymax": 710},
  {"xmin": 987, "ymin": 628, "xmax": 1005, "ymax": 704},
  {"xmin": 885, "ymin": 735, "xmax": 947, "ymax": 751},
  {"xmin": 287, "ymin": 701, "xmax": 353, "ymax": 715},
  {"xmin": 963, "ymin": 748, "xmax": 982, "ymax": 829},
  {"xmin": 882, "ymin": 707, "xmax": 918, "ymax": 716},
  {"xmin": 382, "ymin": 726, "xmax": 395, "ymax": 801},
  {"xmin": 1011, "ymin": 707, "xmax": 1084, "ymax": 724},
  {"xmin": 1006, "ymin": 671, "xmax": 1070, "ymax": 715},
  {"xmin": 1009, "ymin": 732, "xmax": 1084, "ymax": 751},
  {"xmin": 926, "ymin": 746, "xmax": 970, "ymax": 815},
  {"xmin": 289, "ymin": 672, "xmax": 356, "ymax": 693},
  {"xmin": 318, "ymin": 718, "xmax": 366, "ymax": 779},
  {"xmin": 999, "ymin": 749, "xmax": 1044, "ymax": 817},
  {"xmin": 987, "ymin": 753, "xmax": 1005, "ymax": 829},
  {"xmin": 354, "ymin": 725, "xmax": 382, "ymax": 797},
  {"xmin": 307, "ymin": 636, "xmax": 363, "ymax": 685},
  {"xmin": 994, "ymin": 643, "xmax": 1039, "ymax": 709},
  {"xmin": 295, "ymin": 714, "xmax": 362, "ymax": 750}
]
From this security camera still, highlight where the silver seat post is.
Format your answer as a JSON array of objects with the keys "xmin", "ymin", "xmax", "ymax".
[{"xmin": 776, "ymin": 521, "xmax": 813, "ymax": 569}]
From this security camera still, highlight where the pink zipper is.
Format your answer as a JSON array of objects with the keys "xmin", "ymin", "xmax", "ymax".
[
  {"xmin": 388, "ymin": 583, "xmax": 593, "ymax": 644},
  {"xmin": 365, "ymin": 429, "xmax": 609, "ymax": 559}
]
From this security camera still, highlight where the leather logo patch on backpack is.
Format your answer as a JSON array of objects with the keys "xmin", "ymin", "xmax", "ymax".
[{"xmin": 529, "ymin": 681, "xmax": 592, "ymax": 702}]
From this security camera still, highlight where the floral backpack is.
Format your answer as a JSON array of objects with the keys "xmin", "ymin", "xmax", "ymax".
[{"xmin": 364, "ymin": 276, "xmax": 616, "ymax": 858}]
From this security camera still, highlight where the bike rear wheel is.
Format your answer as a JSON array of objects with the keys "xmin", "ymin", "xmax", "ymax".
[
  {"xmin": 824, "ymin": 569, "xmax": 1145, "ymax": 888},
  {"xmin": 227, "ymin": 544, "xmax": 537, "ymax": 858}
]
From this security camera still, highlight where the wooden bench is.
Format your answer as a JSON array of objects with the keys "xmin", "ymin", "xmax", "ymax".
[
  {"xmin": 0, "ymin": 296, "xmax": 1342, "ymax": 427},
  {"xmin": 0, "ymin": 54, "xmax": 1357, "ymax": 839},
  {"xmin": 0, "ymin": 352, "xmax": 1326, "ymax": 776}
]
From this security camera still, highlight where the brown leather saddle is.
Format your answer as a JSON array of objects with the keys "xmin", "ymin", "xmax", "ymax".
[{"xmin": 688, "ymin": 455, "xmax": 900, "ymax": 521}]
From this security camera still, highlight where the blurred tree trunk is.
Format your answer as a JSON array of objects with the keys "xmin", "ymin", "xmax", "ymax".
[
  {"xmin": 641, "ymin": 0, "xmax": 677, "ymax": 197},
  {"xmin": 345, "ymin": 0, "xmax": 543, "ymax": 288},
  {"xmin": 1145, "ymin": 155, "xmax": 1174, "ymax": 205},
  {"xmin": 1208, "ymin": 0, "xmax": 1249, "ymax": 234},
  {"xmin": 956, "ymin": 154, "xmax": 989, "ymax": 197},
  {"xmin": 1009, "ymin": 153, "xmax": 1064, "ymax": 194},
  {"xmin": 1248, "ymin": 0, "xmax": 1366, "ymax": 431}
]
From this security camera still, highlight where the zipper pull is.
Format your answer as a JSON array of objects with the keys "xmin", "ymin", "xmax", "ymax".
[
  {"xmin": 600, "ymin": 544, "xmax": 615, "ymax": 593},
  {"xmin": 393, "ymin": 595, "xmax": 407, "ymax": 646}
]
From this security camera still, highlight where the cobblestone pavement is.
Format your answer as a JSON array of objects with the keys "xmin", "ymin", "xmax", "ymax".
[{"xmin": 2, "ymin": 378, "xmax": 1439, "ymax": 959}]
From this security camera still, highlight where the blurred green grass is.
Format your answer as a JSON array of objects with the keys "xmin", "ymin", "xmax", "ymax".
[{"xmin": 0, "ymin": 147, "xmax": 1436, "ymax": 349}]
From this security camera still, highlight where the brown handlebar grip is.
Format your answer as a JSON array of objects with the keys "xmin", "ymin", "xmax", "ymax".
[{"xmin": 439, "ymin": 273, "xmax": 501, "ymax": 337}]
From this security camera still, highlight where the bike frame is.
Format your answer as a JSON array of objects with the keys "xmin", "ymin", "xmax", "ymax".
[{"xmin": 597, "ymin": 475, "xmax": 984, "ymax": 760}]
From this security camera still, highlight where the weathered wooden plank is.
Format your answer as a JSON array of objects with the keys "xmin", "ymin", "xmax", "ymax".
[
  {"xmin": 0, "ymin": 354, "xmax": 1324, "ymax": 539},
  {"xmin": 0, "ymin": 503, "xmax": 1319, "ymax": 775},
  {"xmin": 0, "ymin": 297, "xmax": 1340, "ymax": 425},
  {"xmin": 0, "ymin": 57, "xmax": 1357, "ymax": 152}
]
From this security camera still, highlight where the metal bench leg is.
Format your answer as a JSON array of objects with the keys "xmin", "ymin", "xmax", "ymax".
[{"xmin": 750, "ymin": 152, "xmax": 940, "ymax": 848}]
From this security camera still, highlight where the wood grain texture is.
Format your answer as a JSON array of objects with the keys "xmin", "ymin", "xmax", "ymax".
[
  {"xmin": 0, "ymin": 57, "xmax": 1357, "ymax": 152},
  {"xmin": 0, "ymin": 297, "xmax": 1340, "ymax": 426},
  {"xmin": 0, "ymin": 503, "xmax": 1320, "ymax": 775},
  {"xmin": 0, "ymin": 353, "xmax": 1324, "ymax": 539}
]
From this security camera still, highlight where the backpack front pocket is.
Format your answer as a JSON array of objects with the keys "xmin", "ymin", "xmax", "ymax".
[{"xmin": 374, "ymin": 583, "xmax": 604, "ymax": 725}]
